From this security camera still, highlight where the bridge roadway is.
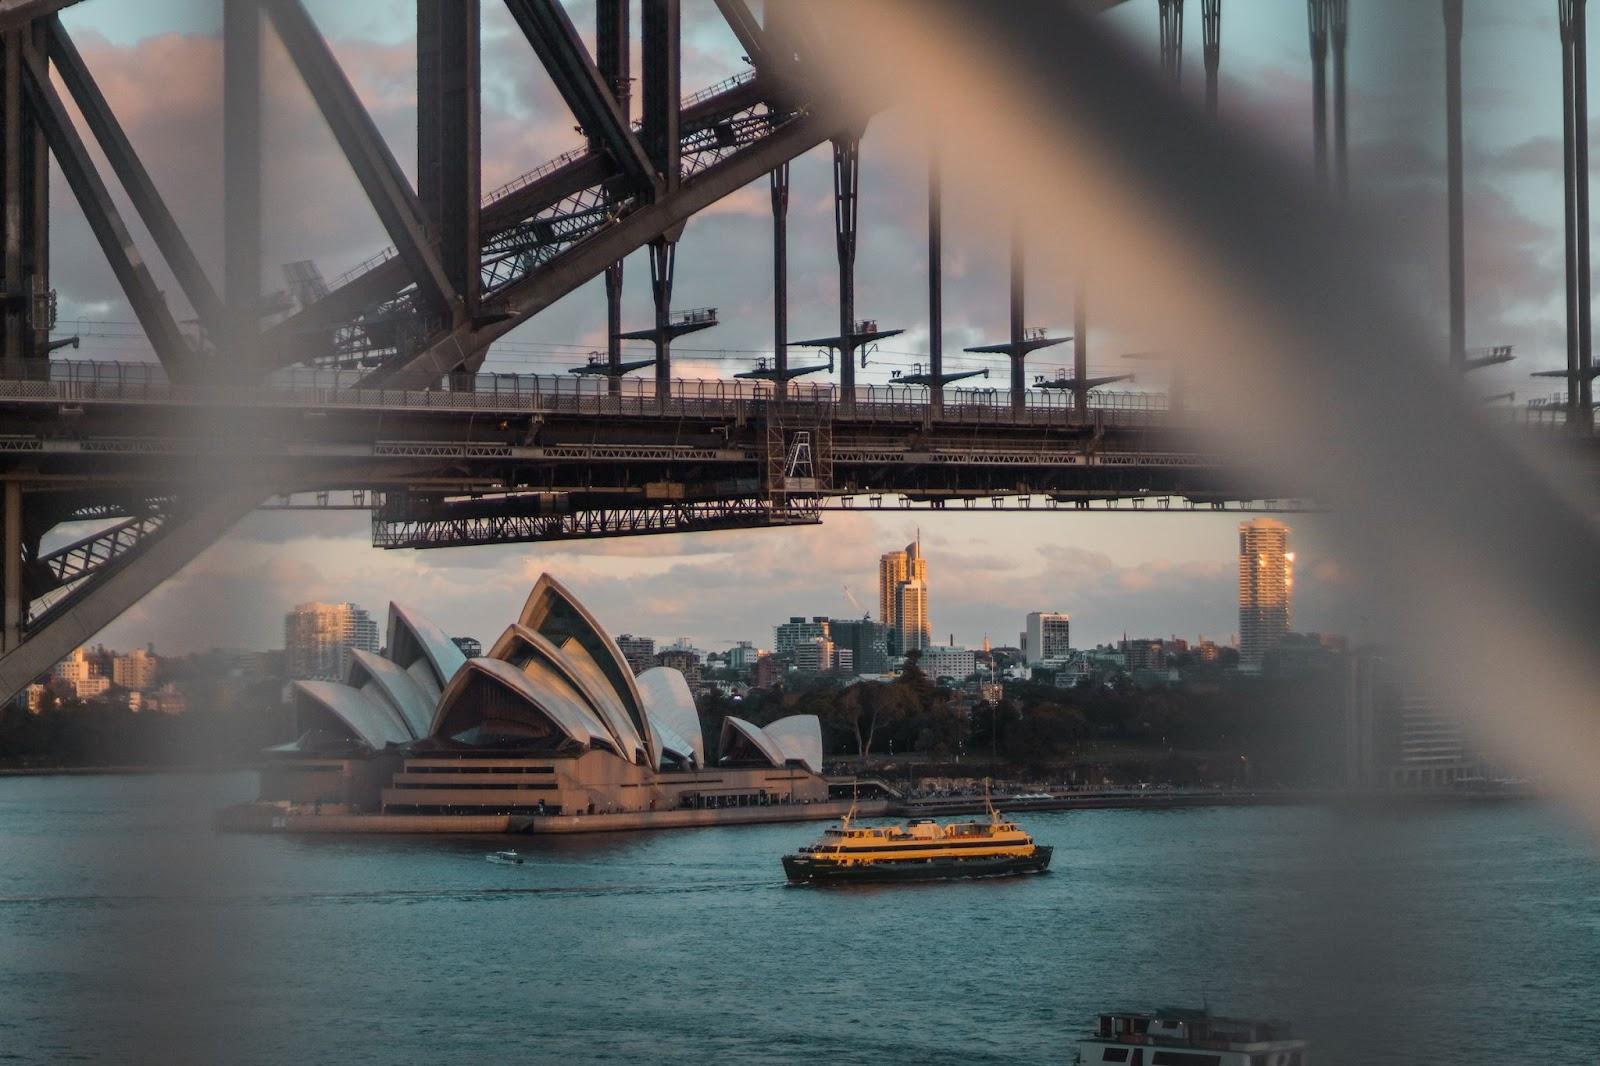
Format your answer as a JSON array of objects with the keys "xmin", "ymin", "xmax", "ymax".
[
  {"xmin": 0, "ymin": 360, "xmax": 1274, "ymax": 516},
  {"xmin": 0, "ymin": 358, "xmax": 1588, "ymax": 701}
]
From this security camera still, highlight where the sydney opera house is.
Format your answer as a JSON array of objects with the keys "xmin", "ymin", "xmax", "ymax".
[{"xmin": 244, "ymin": 574, "xmax": 829, "ymax": 828}]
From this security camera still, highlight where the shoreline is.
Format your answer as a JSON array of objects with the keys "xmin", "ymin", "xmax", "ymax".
[
  {"xmin": 210, "ymin": 786, "xmax": 1538, "ymax": 836},
  {"xmin": 0, "ymin": 764, "xmax": 254, "ymax": 778}
]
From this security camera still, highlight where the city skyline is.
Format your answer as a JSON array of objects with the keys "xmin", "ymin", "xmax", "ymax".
[{"xmin": 88, "ymin": 511, "xmax": 1359, "ymax": 659}]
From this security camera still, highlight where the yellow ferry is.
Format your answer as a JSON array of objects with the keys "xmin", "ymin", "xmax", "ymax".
[{"xmin": 781, "ymin": 793, "xmax": 1052, "ymax": 885}]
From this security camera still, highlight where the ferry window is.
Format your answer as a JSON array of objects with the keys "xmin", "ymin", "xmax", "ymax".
[
  {"xmin": 1151, "ymin": 1054, "xmax": 1222, "ymax": 1066},
  {"xmin": 1100, "ymin": 1051, "xmax": 1130, "ymax": 1063}
]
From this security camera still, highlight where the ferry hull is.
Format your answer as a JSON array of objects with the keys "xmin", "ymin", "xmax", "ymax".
[{"xmin": 782, "ymin": 845, "xmax": 1053, "ymax": 885}]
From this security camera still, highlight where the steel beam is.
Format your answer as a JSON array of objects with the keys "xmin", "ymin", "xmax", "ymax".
[
  {"xmin": 1202, "ymin": 0, "xmax": 1220, "ymax": 116},
  {"xmin": 1577, "ymin": 0, "xmax": 1594, "ymax": 423},
  {"xmin": 605, "ymin": 261, "xmax": 624, "ymax": 392},
  {"xmin": 265, "ymin": 0, "xmax": 456, "ymax": 320},
  {"xmin": 4, "ymin": 30, "xmax": 22, "ymax": 361},
  {"xmin": 927, "ymin": 144, "xmax": 943, "ymax": 416},
  {"xmin": 417, "ymin": 0, "xmax": 480, "ymax": 325},
  {"xmin": 1074, "ymin": 280, "xmax": 1089, "ymax": 416},
  {"xmin": 2, "ymin": 481, "xmax": 18, "ymax": 655},
  {"xmin": 598, "ymin": 0, "xmax": 627, "ymax": 394},
  {"xmin": 1009, "ymin": 217, "xmax": 1027, "ymax": 416},
  {"xmin": 0, "ymin": 1, "xmax": 80, "ymax": 34},
  {"xmin": 772, "ymin": 161, "xmax": 790, "ymax": 397},
  {"xmin": 712, "ymin": 0, "xmax": 768, "ymax": 69},
  {"xmin": 224, "ymin": 0, "xmax": 262, "ymax": 360},
  {"xmin": 261, "ymin": 75, "xmax": 766, "ymax": 369},
  {"xmin": 833, "ymin": 134, "xmax": 861, "ymax": 395},
  {"xmin": 642, "ymin": 0, "xmax": 681, "ymax": 192},
  {"xmin": 1563, "ymin": 0, "xmax": 1581, "ymax": 423},
  {"xmin": 19, "ymin": 40, "xmax": 194, "ymax": 377},
  {"xmin": 1331, "ymin": 0, "xmax": 1348, "ymax": 201},
  {"xmin": 367, "ymin": 109, "xmax": 836, "ymax": 386},
  {"xmin": 1444, "ymin": 0, "xmax": 1464, "ymax": 370},
  {"xmin": 47, "ymin": 18, "xmax": 226, "ymax": 338},
  {"xmin": 24, "ymin": 18, "xmax": 45, "ymax": 365},
  {"xmin": 504, "ymin": 0, "xmax": 655, "ymax": 195},
  {"xmin": 1309, "ymin": 0, "xmax": 1330, "ymax": 189},
  {"xmin": 649, "ymin": 237, "xmax": 676, "ymax": 398},
  {"xmin": 1158, "ymin": 0, "xmax": 1183, "ymax": 88},
  {"xmin": 0, "ymin": 491, "xmax": 260, "ymax": 706}
]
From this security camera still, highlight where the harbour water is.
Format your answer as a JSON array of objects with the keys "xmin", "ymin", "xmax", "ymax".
[{"xmin": 2, "ymin": 772, "xmax": 1598, "ymax": 1064}]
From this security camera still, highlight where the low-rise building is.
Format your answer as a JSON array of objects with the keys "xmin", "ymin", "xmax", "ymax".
[
  {"xmin": 615, "ymin": 634, "xmax": 656, "ymax": 675},
  {"xmin": 112, "ymin": 647, "xmax": 159, "ymax": 691},
  {"xmin": 918, "ymin": 645, "xmax": 976, "ymax": 682},
  {"xmin": 654, "ymin": 648, "xmax": 703, "ymax": 693},
  {"xmin": 794, "ymin": 637, "xmax": 834, "ymax": 674},
  {"xmin": 774, "ymin": 616, "xmax": 830, "ymax": 657}
]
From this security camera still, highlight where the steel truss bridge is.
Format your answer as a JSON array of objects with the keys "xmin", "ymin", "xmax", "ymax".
[{"xmin": 0, "ymin": 0, "xmax": 1592, "ymax": 701}]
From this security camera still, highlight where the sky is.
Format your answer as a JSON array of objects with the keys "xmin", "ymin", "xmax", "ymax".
[{"xmin": 41, "ymin": 0, "xmax": 1575, "ymax": 654}]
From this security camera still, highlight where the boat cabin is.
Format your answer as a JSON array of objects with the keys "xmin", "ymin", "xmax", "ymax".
[{"xmin": 1079, "ymin": 1009, "xmax": 1307, "ymax": 1066}]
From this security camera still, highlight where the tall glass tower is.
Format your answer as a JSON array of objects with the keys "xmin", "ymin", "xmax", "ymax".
[{"xmin": 1238, "ymin": 518, "xmax": 1293, "ymax": 670}]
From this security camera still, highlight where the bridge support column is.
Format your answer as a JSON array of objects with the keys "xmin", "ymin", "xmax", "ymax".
[
  {"xmin": 1159, "ymin": 0, "xmax": 1183, "ymax": 89},
  {"xmin": 1444, "ymin": 0, "xmax": 1465, "ymax": 372},
  {"xmin": 1331, "ymin": 0, "xmax": 1348, "ymax": 201},
  {"xmin": 2, "ymin": 482, "xmax": 19, "ymax": 656},
  {"xmin": 771, "ymin": 161, "xmax": 789, "ymax": 401},
  {"xmin": 927, "ymin": 143, "xmax": 942, "ymax": 417},
  {"xmin": 599, "ymin": 0, "xmax": 628, "ymax": 397},
  {"xmin": 225, "ymin": 0, "xmax": 262, "ymax": 371},
  {"xmin": 1562, "ymin": 0, "xmax": 1584, "ymax": 426},
  {"xmin": 1009, "ymin": 217, "xmax": 1027, "ymax": 417},
  {"xmin": 417, "ymin": 0, "xmax": 480, "ymax": 330},
  {"xmin": 1309, "ymin": 0, "xmax": 1330, "ymax": 189},
  {"xmin": 833, "ymin": 133, "xmax": 861, "ymax": 401},
  {"xmin": 4, "ymin": 29, "xmax": 23, "ymax": 365},
  {"xmin": 606, "ymin": 261, "xmax": 624, "ymax": 394},
  {"xmin": 649, "ymin": 236, "xmax": 676, "ymax": 401},
  {"xmin": 642, "ymin": 0, "xmax": 680, "ymax": 192},
  {"xmin": 1576, "ymin": 0, "xmax": 1594, "ymax": 427},
  {"xmin": 1202, "ymin": 0, "xmax": 1220, "ymax": 116},
  {"xmin": 1074, "ymin": 280, "xmax": 1088, "ymax": 418}
]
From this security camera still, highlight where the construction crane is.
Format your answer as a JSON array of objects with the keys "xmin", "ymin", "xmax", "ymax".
[{"xmin": 842, "ymin": 584, "xmax": 869, "ymax": 618}]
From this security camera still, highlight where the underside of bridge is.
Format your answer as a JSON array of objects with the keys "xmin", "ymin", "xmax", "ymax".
[{"xmin": 0, "ymin": 0, "xmax": 1553, "ymax": 703}]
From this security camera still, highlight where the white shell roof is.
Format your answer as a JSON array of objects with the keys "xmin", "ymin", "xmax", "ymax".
[
  {"xmin": 429, "ymin": 657, "xmax": 613, "ymax": 751},
  {"xmin": 719, "ymin": 716, "xmax": 788, "ymax": 769},
  {"xmin": 763, "ymin": 715, "xmax": 825, "ymax": 774},
  {"xmin": 293, "ymin": 679, "xmax": 412, "ymax": 750},
  {"xmin": 516, "ymin": 575, "xmax": 652, "ymax": 765},
  {"xmin": 489, "ymin": 624, "xmax": 644, "ymax": 761},
  {"xmin": 345, "ymin": 648, "xmax": 433, "ymax": 740},
  {"xmin": 387, "ymin": 603, "xmax": 467, "ymax": 695},
  {"xmin": 636, "ymin": 667, "xmax": 705, "ymax": 768}
]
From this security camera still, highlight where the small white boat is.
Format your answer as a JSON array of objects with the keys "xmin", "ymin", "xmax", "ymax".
[{"xmin": 486, "ymin": 849, "xmax": 523, "ymax": 865}]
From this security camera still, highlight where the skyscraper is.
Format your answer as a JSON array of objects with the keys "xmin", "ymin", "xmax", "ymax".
[
  {"xmin": 285, "ymin": 602, "xmax": 379, "ymax": 681},
  {"xmin": 1238, "ymin": 518, "xmax": 1293, "ymax": 670},
  {"xmin": 1025, "ymin": 612, "xmax": 1072, "ymax": 664},
  {"xmin": 896, "ymin": 578, "xmax": 930, "ymax": 655},
  {"xmin": 879, "ymin": 533, "xmax": 931, "ymax": 656},
  {"xmin": 878, "ymin": 551, "xmax": 908, "ymax": 634}
]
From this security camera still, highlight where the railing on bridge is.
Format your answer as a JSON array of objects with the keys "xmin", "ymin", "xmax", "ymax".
[{"xmin": 0, "ymin": 359, "xmax": 1177, "ymax": 430}]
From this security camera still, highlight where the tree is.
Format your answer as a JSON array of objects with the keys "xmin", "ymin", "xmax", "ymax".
[{"xmin": 829, "ymin": 681, "xmax": 913, "ymax": 758}]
